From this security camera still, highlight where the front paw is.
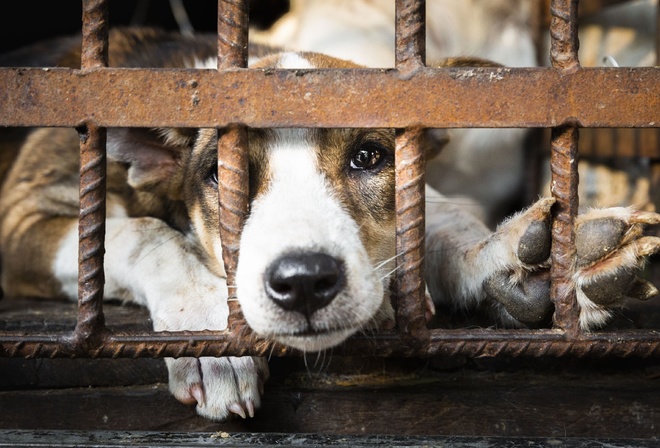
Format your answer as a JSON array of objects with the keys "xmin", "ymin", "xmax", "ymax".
[
  {"xmin": 167, "ymin": 356, "xmax": 269, "ymax": 421},
  {"xmin": 482, "ymin": 198, "xmax": 555, "ymax": 327},
  {"xmin": 575, "ymin": 208, "xmax": 660, "ymax": 330}
]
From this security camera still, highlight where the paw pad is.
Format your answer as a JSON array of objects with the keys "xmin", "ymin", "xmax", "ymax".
[
  {"xmin": 517, "ymin": 219, "xmax": 551, "ymax": 265},
  {"xmin": 576, "ymin": 217, "xmax": 628, "ymax": 267}
]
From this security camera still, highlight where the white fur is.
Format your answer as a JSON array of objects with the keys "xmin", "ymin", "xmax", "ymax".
[
  {"xmin": 236, "ymin": 129, "xmax": 387, "ymax": 351},
  {"xmin": 277, "ymin": 52, "xmax": 314, "ymax": 69}
]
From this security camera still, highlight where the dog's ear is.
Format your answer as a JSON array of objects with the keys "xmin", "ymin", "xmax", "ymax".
[{"xmin": 107, "ymin": 127, "xmax": 196, "ymax": 190}]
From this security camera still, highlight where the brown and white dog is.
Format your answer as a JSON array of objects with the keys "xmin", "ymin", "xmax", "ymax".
[{"xmin": 1, "ymin": 28, "xmax": 659, "ymax": 421}]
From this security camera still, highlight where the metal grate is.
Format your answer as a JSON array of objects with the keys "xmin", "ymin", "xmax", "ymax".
[{"xmin": 1, "ymin": 0, "xmax": 660, "ymax": 360}]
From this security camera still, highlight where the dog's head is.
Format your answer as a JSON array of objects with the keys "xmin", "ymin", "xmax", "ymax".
[{"xmin": 110, "ymin": 51, "xmax": 444, "ymax": 352}]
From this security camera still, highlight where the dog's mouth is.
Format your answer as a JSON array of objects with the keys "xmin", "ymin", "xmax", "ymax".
[{"xmin": 268, "ymin": 326, "xmax": 357, "ymax": 352}]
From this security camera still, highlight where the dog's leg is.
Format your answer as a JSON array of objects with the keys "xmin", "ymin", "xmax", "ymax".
[
  {"xmin": 425, "ymin": 186, "xmax": 660, "ymax": 329},
  {"xmin": 53, "ymin": 216, "xmax": 269, "ymax": 421}
]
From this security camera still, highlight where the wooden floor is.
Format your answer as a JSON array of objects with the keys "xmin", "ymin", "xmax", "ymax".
[{"xmin": 2, "ymin": 297, "xmax": 660, "ymax": 445}]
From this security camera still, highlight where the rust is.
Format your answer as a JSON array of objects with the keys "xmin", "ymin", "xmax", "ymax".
[
  {"xmin": 395, "ymin": 128, "xmax": 429, "ymax": 345},
  {"xmin": 218, "ymin": 125, "xmax": 250, "ymax": 330},
  {"xmin": 549, "ymin": 126, "xmax": 580, "ymax": 333},
  {"xmin": 74, "ymin": 122, "xmax": 108, "ymax": 348},
  {"xmin": 217, "ymin": 0, "xmax": 249, "ymax": 69},
  {"xmin": 0, "ymin": 67, "xmax": 658, "ymax": 130},
  {"xmin": 3, "ymin": 329, "xmax": 660, "ymax": 359},
  {"xmin": 72, "ymin": 0, "xmax": 110, "ymax": 350},
  {"xmin": 550, "ymin": 0, "xmax": 580, "ymax": 71},
  {"xmin": 548, "ymin": 0, "xmax": 581, "ymax": 335},
  {"xmin": 80, "ymin": 0, "xmax": 109, "ymax": 69},
  {"xmin": 217, "ymin": 0, "xmax": 250, "ymax": 330},
  {"xmin": 395, "ymin": 0, "xmax": 426, "ymax": 72}
]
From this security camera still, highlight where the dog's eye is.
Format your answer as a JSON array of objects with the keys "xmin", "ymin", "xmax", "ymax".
[
  {"xmin": 350, "ymin": 142, "xmax": 388, "ymax": 171},
  {"xmin": 206, "ymin": 167, "xmax": 218, "ymax": 186}
]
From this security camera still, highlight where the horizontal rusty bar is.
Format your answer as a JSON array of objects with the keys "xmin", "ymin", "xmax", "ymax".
[
  {"xmin": 2, "ymin": 329, "xmax": 660, "ymax": 358},
  {"xmin": 0, "ymin": 67, "xmax": 659, "ymax": 129}
]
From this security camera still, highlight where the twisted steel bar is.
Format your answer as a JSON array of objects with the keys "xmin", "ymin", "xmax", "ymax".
[
  {"xmin": 395, "ymin": 0, "xmax": 426, "ymax": 72},
  {"xmin": 549, "ymin": 0, "xmax": 580, "ymax": 72},
  {"xmin": 217, "ymin": 0, "xmax": 250, "ymax": 331},
  {"xmin": 74, "ymin": 0, "xmax": 109, "ymax": 348},
  {"xmin": 394, "ymin": 128, "xmax": 430, "ymax": 344},
  {"xmin": 3, "ymin": 329, "xmax": 660, "ymax": 359},
  {"xmin": 81, "ymin": 0, "xmax": 109, "ymax": 69},
  {"xmin": 393, "ymin": 1, "xmax": 428, "ymax": 345},
  {"xmin": 549, "ymin": 0, "xmax": 581, "ymax": 334}
]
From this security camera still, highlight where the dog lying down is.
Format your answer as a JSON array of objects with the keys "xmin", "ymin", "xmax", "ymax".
[{"xmin": 1, "ymin": 29, "xmax": 660, "ymax": 420}]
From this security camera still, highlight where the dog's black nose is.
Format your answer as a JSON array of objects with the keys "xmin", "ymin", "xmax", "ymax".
[{"xmin": 265, "ymin": 252, "xmax": 345, "ymax": 317}]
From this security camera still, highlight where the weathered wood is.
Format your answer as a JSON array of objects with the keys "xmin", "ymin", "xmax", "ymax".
[
  {"xmin": 1, "ymin": 430, "xmax": 659, "ymax": 448},
  {"xmin": 2, "ymin": 365, "xmax": 660, "ymax": 438}
]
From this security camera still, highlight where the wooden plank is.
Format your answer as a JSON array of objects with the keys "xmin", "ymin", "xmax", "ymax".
[
  {"xmin": 1, "ymin": 430, "xmax": 659, "ymax": 448},
  {"xmin": 1, "ymin": 365, "xmax": 660, "ymax": 438}
]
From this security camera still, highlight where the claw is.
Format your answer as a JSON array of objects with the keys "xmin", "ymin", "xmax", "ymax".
[
  {"xmin": 246, "ymin": 399, "xmax": 255, "ymax": 418},
  {"xmin": 630, "ymin": 210, "xmax": 660, "ymax": 225},
  {"xmin": 190, "ymin": 383, "xmax": 205, "ymax": 407},
  {"xmin": 425, "ymin": 290, "xmax": 436, "ymax": 323},
  {"xmin": 635, "ymin": 236, "xmax": 660, "ymax": 258},
  {"xmin": 628, "ymin": 277, "xmax": 659, "ymax": 301},
  {"xmin": 229, "ymin": 402, "xmax": 247, "ymax": 419}
]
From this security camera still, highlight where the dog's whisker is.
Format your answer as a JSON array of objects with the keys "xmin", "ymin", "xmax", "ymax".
[
  {"xmin": 373, "ymin": 253, "xmax": 401, "ymax": 272},
  {"xmin": 267, "ymin": 343, "xmax": 276, "ymax": 362},
  {"xmin": 379, "ymin": 265, "xmax": 401, "ymax": 282}
]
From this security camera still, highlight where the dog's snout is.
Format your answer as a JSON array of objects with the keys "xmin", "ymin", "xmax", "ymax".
[{"xmin": 265, "ymin": 252, "xmax": 345, "ymax": 317}]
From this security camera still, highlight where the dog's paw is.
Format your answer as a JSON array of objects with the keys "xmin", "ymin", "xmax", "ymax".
[
  {"xmin": 167, "ymin": 356, "xmax": 269, "ymax": 421},
  {"xmin": 575, "ymin": 208, "xmax": 660, "ymax": 330},
  {"xmin": 482, "ymin": 198, "xmax": 555, "ymax": 327}
]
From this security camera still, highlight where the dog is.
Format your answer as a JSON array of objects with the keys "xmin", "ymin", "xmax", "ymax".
[{"xmin": 2, "ymin": 28, "xmax": 660, "ymax": 421}]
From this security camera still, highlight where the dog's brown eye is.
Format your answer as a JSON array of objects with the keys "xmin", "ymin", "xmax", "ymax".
[{"xmin": 350, "ymin": 143, "xmax": 387, "ymax": 170}]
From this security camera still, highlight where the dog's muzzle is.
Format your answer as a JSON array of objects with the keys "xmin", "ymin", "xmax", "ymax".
[{"xmin": 264, "ymin": 252, "xmax": 346, "ymax": 319}]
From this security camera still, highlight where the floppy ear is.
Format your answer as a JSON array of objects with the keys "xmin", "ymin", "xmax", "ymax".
[{"xmin": 107, "ymin": 127, "xmax": 196, "ymax": 190}]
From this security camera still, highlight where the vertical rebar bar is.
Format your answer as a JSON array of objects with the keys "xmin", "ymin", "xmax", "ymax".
[
  {"xmin": 549, "ymin": 0, "xmax": 581, "ymax": 334},
  {"xmin": 217, "ymin": 0, "xmax": 250, "ymax": 331},
  {"xmin": 75, "ymin": 0, "xmax": 109, "ymax": 347},
  {"xmin": 394, "ymin": 0, "xmax": 429, "ymax": 344},
  {"xmin": 395, "ymin": 0, "xmax": 426, "ymax": 71}
]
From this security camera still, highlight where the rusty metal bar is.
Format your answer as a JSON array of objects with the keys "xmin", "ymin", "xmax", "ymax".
[
  {"xmin": 3, "ymin": 329, "xmax": 660, "ymax": 358},
  {"xmin": 394, "ymin": 128, "xmax": 429, "ymax": 343},
  {"xmin": 393, "ymin": 0, "xmax": 429, "ymax": 344},
  {"xmin": 73, "ymin": 0, "xmax": 109, "ymax": 348},
  {"xmin": 395, "ymin": 0, "xmax": 426, "ymax": 71},
  {"xmin": 549, "ymin": 0, "xmax": 581, "ymax": 334},
  {"xmin": 1, "ymin": 67, "xmax": 658, "ymax": 130},
  {"xmin": 217, "ymin": 0, "xmax": 250, "ymax": 331}
]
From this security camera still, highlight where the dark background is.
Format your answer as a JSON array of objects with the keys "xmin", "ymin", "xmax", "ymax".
[{"xmin": 0, "ymin": 0, "xmax": 289, "ymax": 54}]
